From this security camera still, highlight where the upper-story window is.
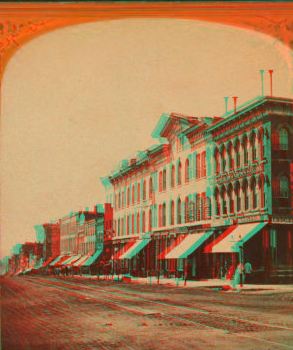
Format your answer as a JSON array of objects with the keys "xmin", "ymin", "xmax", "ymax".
[
  {"xmin": 215, "ymin": 188, "xmax": 220, "ymax": 216},
  {"xmin": 196, "ymin": 154, "xmax": 201, "ymax": 179},
  {"xmin": 251, "ymin": 178, "xmax": 257, "ymax": 209},
  {"xmin": 201, "ymin": 152, "xmax": 206, "ymax": 177},
  {"xmin": 220, "ymin": 146, "xmax": 226, "ymax": 173},
  {"xmin": 235, "ymin": 139, "xmax": 240, "ymax": 167},
  {"xmin": 235, "ymin": 183, "xmax": 241, "ymax": 212},
  {"xmin": 137, "ymin": 183, "xmax": 140, "ymax": 203},
  {"xmin": 162, "ymin": 203, "xmax": 166, "ymax": 227},
  {"xmin": 243, "ymin": 136, "xmax": 248, "ymax": 165},
  {"xmin": 214, "ymin": 148, "xmax": 220, "ymax": 174},
  {"xmin": 171, "ymin": 165, "xmax": 175, "ymax": 187},
  {"xmin": 149, "ymin": 209, "xmax": 152, "ymax": 231},
  {"xmin": 127, "ymin": 187, "xmax": 130, "ymax": 206},
  {"xmin": 149, "ymin": 178, "xmax": 153, "ymax": 198},
  {"xmin": 177, "ymin": 198, "xmax": 181, "ymax": 224},
  {"xmin": 170, "ymin": 200, "xmax": 174, "ymax": 225},
  {"xmin": 132, "ymin": 214, "xmax": 134, "ymax": 234},
  {"xmin": 143, "ymin": 180, "xmax": 146, "ymax": 201},
  {"xmin": 132, "ymin": 185, "xmax": 135, "ymax": 204},
  {"xmin": 185, "ymin": 159, "xmax": 190, "ymax": 183},
  {"xmin": 280, "ymin": 176, "xmax": 289, "ymax": 198},
  {"xmin": 159, "ymin": 171, "xmax": 163, "ymax": 192},
  {"xmin": 163, "ymin": 169, "xmax": 166, "ymax": 191},
  {"xmin": 177, "ymin": 160, "xmax": 182, "ymax": 185},
  {"xmin": 227, "ymin": 143, "xmax": 233, "ymax": 170},
  {"xmin": 228, "ymin": 184, "xmax": 234, "ymax": 213},
  {"xmin": 251, "ymin": 133, "xmax": 257, "ymax": 162},
  {"xmin": 142, "ymin": 211, "xmax": 146, "ymax": 233},
  {"xmin": 279, "ymin": 128, "xmax": 289, "ymax": 150},
  {"xmin": 185, "ymin": 197, "xmax": 189, "ymax": 223},
  {"xmin": 119, "ymin": 193, "xmax": 121, "ymax": 209},
  {"xmin": 243, "ymin": 180, "xmax": 249, "ymax": 211},
  {"xmin": 137, "ymin": 212, "xmax": 140, "ymax": 234}
]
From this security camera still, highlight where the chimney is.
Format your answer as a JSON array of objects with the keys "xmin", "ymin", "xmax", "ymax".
[
  {"xmin": 260, "ymin": 70, "xmax": 264, "ymax": 96},
  {"xmin": 232, "ymin": 96, "xmax": 238, "ymax": 114},
  {"xmin": 268, "ymin": 70, "xmax": 273, "ymax": 96},
  {"xmin": 224, "ymin": 97, "xmax": 229, "ymax": 114}
]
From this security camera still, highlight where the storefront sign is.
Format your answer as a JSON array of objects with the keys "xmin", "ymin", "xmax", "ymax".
[
  {"xmin": 215, "ymin": 163, "xmax": 263, "ymax": 183},
  {"xmin": 237, "ymin": 215, "xmax": 263, "ymax": 224},
  {"xmin": 270, "ymin": 217, "xmax": 293, "ymax": 224}
]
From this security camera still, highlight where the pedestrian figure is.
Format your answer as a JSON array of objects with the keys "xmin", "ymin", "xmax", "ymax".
[
  {"xmin": 236, "ymin": 262, "xmax": 245, "ymax": 287},
  {"xmin": 244, "ymin": 261, "xmax": 252, "ymax": 284}
]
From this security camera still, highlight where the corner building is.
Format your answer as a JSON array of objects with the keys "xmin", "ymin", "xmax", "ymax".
[{"xmin": 101, "ymin": 96, "xmax": 293, "ymax": 282}]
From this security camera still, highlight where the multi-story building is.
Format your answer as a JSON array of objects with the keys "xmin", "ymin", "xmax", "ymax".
[
  {"xmin": 42, "ymin": 220, "xmax": 61, "ymax": 263},
  {"xmin": 50, "ymin": 206, "xmax": 104, "ymax": 272},
  {"xmin": 101, "ymin": 96, "xmax": 293, "ymax": 282}
]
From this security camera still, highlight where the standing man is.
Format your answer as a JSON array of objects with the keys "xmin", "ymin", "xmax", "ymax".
[
  {"xmin": 244, "ymin": 261, "xmax": 252, "ymax": 284},
  {"xmin": 236, "ymin": 262, "xmax": 245, "ymax": 287}
]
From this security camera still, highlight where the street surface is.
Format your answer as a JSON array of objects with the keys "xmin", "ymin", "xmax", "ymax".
[{"xmin": 1, "ymin": 276, "xmax": 293, "ymax": 350}]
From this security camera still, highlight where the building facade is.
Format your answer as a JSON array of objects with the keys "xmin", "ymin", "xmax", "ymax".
[{"xmin": 101, "ymin": 96, "xmax": 293, "ymax": 282}]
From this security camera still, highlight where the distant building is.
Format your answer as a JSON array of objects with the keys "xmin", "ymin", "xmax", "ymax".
[{"xmin": 101, "ymin": 96, "xmax": 293, "ymax": 282}]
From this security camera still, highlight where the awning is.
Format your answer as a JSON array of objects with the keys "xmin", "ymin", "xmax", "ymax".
[
  {"xmin": 157, "ymin": 234, "xmax": 188, "ymax": 259},
  {"xmin": 82, "ymin": 249, "xmax": 103, "ymax": 267},
  {"xmin": 209, "ymin": 222, "xmax": 267, "ymax": 253},
  {"xmin": 42, "ymin": 255, "xmax": 58, "ymax": 268},
  {"xmin": 111, "ymin": 241, "xmax": 136, "ymax": 260},
  {"xmin": 50, "ymin": 255, "xmax": 65, "ymax": 266},
  {"xmin": 119, "ymin": 239, "xmax": 151, "ymax": 259},
  {"xmin": 64, "ymin": 255, "xmax": 82, "ymax": 267},
  {"xmin": 165, "ymin": 232, "xmax": 213, "ymax": 259},
  {"xmin": 51, "ymin": 255, "xmax": 70, "ymax": 267}
]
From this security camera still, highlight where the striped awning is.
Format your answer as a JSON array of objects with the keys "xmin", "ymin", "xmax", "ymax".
[
  {"xmin": 165, "ymin": 232, "xmax": 213, "ymax": 259},
  {"xmin": 82, "ymin": 249, "xmax": 103, "ymax": 267},
  {"xmin": 42, "ymin": 255, "xmax": 58, "ymax": 268},
  {"xmin": 119, "ymin": 239, "xmax": 150, "ymax": 260}
]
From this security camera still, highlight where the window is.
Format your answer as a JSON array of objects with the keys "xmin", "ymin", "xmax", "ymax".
[
  {"xmin": 228, "ymin": 144, "xmax": 233, "ymax": 170},
  {"xmin": 170, "ymin": 201, "xmax": 174, "ymax": 225},
  {"xmin": 149, "ymin": 209, "xmax": 152, "ymax": 231},
  {"xmin": 206, "ymin": 197, "xmax": 211, "ymax": 219},
  {"xmin": 251, "ymin": 133, "xmax": 257, "ymax": 162},
  {"xmin": 143, "ymin": 211, "xmax": 146, "ymax": 233},
  {"xmin": 127, "ymin": 187, "xmax": 130, "ymax": 206},
  {"xmin": 196, "ymin": 194, "xmax": 201, "ymax": 220},
  {"xmin": 158, "ymin": 204, "xmax": 162, "ymax": 227},
  {"xmin": 162, "ymin": 203, "xmax": 166, "ymax": 227},
  {"xmin": 221, "ymin": 146, "xmax": 226, "ymax": 172},
  {"xmin": 201, "ymin": 193, "xmax": 206, "ymax": 220},
  {"xmin": 244, "ymin": 181, "xmax": 249, "ymax": 211},
  {"xmin": 243, "ymin": 136, "xmax": 248, "ymax": 165},
  {"xmin": 280, "ymin": 176, "xmax": 289, "ymax": 197},
  {"xmin": 235, "ymin": 184, "xmax": 241, "ymax": 212},
  {"xmin": 201, "ymin": 152, "xmax": 206, "ymax": 178},
  {"xmin": 185, "ymin": 197, "xmax": 189, "ymax": 223},
  {"xmin": 137, "ymin": 213, "xmax": 140, "ymax": 234},
  {"xmin": 185, "ymin": 159, "xmax": 190, "ymax": 183},
  {"xmin": 118, "ymin": 218, "xmax": 121, "ymax": 236},
  {"xmin": 127, "ymin": 216, "xmax": 129, "ymax": 235},
  {"xmin": 163, "ymin": 169, "xmax": 166, "ymax": 191},
  {"xmin": 279, "ymin": 128, "xmax": 289, "ymax": 150},
  {"xmin": 228, "ymin": 185, "xmax": 234, "ymax": 213},
  {"xmin": 221, "ymin": 188, "xmax": 227, "ymax": 215},
  {"xmin": 177, "ymin": 198, "xmax": 181, "ymax": 224},
  {"xmin": 137, "ymin": 183, "xmax": 140, "ymax": 203},
  {"xmin": 119, "ymin": 193, "xmax": 121, "ymax": 208},
  {"xmin": 177, "ymin": 161, "xmax": 182, "ymax": 185},
  {"xmin": 143, "ymin": 180, "xmax": 146, "ymax": 201},
  {"xmin": 196, "ymin": 154, "xmax": 201, "ymax": 178},
  {"xmin": 215, "ymin": 189, "xmax": 220, "ymax": 216},
  {"xmin": 235, "ymin": 139, "xmax": 240, "ymax": 167},
  {"xmin": 149, "ymin": 178, "xmax": 153, "ymax": 198},
  {"xmin": 260, "ymin": 179, "xmax": 265, "ymax": 208},
  {"xmin": 159, "ymin": 171, "xmax": 163, "ymax": 192},
  {"xmin": 132, "ymin": 185, "xmax": 135, "ymax": 204},
  {"xmin": 214, "ymin": 148, "xmax": 220, "ymax": 174},
  {"xmin": 251, "ymin": 178, "xmax": 257, "ymax": 209},
  {"xmin": 171, "ymin": 165, "xmax": 175, "ymax": 187}
]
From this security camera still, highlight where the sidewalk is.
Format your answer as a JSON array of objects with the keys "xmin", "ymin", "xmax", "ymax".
[{"xmin": 67, "ymin": 274, "xmax": 293, "ymax": 294}]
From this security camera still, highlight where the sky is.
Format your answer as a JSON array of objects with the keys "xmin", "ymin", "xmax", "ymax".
[{"xmin": 1, "ymin": 18, "xmax": 292, "ymax": 259}]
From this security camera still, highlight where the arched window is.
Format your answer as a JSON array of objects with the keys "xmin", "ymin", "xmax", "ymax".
[
  {"xmin": 143, "ymin": 180, "xmax": 146, "ymax": 201},
  {"xmin": 251, "ymin": 133, "xmax": 257, "ymax": 162},
  {"xmin": 132, "ymin": 185, "xmax": 135, "ymax": 204},
  {"xmin": 214, "ymin": 148, "xmax": 220, "ymax": 174},
  {"xmin": 228, "ymin": 184, "xmax": 234, "ymax": 213},
  {"xmin": 163, "ymin": 169, "xmax": 167, "ymax": 191},
  {"xmin": 171, "ymin": 165, "xmax": 175, "ymax": 187},
  {"xmin": 177, "ymin": 160, "xmax": 182, "ymax": 185},
  {"xmin": 215, "ymin": 188, "xmax": 220, "ymax": 216},
  {"xmin": 132, "ymin": 214, "xmax": 134, "ymax": 234},
  {"xmin": 196, "ymin": 154, "xmax": 201, "ymax": 178},
  {"xmin": 243, "ymin": 136, "xmax": 248, "ymax": 165},
  {"xmin": 235, "ymin": 139, "xmax": 240, "ymax": 167},
  {"xmin": 189, "ymin": 200, "xmax": 195, "ymax": 222},
  {"xmin": 137, "ymin": 213, "xmax": 140, "ymax": 234},
  {"xmin": 221, "ymin": 146, "xmax": 226, "ymax": 173},
  {"xmin": 251, "ymin": 178, "xmax": 257, "ymax": 209},
  {"xmin": 227, "ymin": 143, "xmax": 233, "ymax": 170},
  {"xmin": 259, "ymin": 177, "xmax": 265, "ymax": 208},
  {"xmin": 201, "ymin": 193, "xmax": 206, "ymax": 220},
  {"xmin": 177, "ymin": 198, "xmax": 181, "ymax": 224},
  {"xmin": 243, "ymin": 180, "xmax": 249, "ymax": 211},
  {"xmin": 206, "ymin": 197, "xmax": 211, "ymax": 219},
  {"xmin": 149, "ymin": 178, "xmax": 153, "ymax": 198},
  {"xmin": 143, "ymin": 211, "xmax": 146, "ymax": 233},
  {"xmin": 158, "ymin": 204, "xmax": 162, "ymax": 227},
  {"xmin": 185, "ymin": 197, "xmax": 189, "ymax": 223},
  {"xmin": 159, "ymin": 171, "xmax": 163, "ymax": 192},
  {"xmin": 235, "ymin": 182, "xmax": 241, "ymax": 212},
  {"xmin": 137, "ymin": 183, "xmax": 140, "ymax": 203},
  {"xmin": 221, "ymin": 187, "xmax": 227, "ymax": 215},
  {"xmin": 149, "ymin": 209, "xmax": 152, "ymax": 231},
  {"xmin": 279, "ymin": 128, "xmax": 289, "ymax": 150},
  {"xmin": 280, "ymin": 176, "xmax": 289, "ymax": 197},
  {"xmin": 170, "ymin": 201, "xmax": 174, "ymax": 225},
  {"xmin": 162, "ymin": 203, "xmax": 166, "ymax": 227},
  {"xmin": 185, "ymin": 159, "xmax": 190, "ymax": 183}
]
